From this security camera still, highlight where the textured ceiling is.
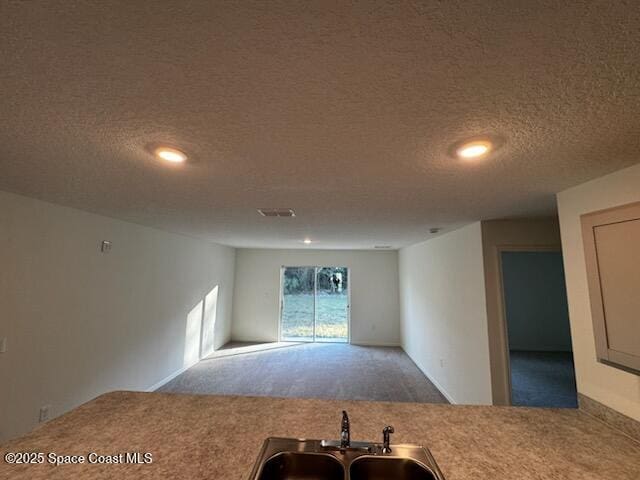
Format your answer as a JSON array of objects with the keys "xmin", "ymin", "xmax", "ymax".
[{"xmin": 1, "ymin": 1, "xmax": 639, "ymax": 249}]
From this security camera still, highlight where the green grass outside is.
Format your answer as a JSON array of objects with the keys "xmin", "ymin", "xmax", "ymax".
[{"xmin": 281, "ymin": 293, "xmax": 348, "ymax": 340}]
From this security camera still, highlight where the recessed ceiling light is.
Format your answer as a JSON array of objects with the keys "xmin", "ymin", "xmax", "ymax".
[
  {"xmin": 303, "ymin": 239, "xmax": 312, "ymax": 244},
  {"xmin": 155, "ymin": 147, "xmax": 187, "ymax": 163},
  {"xmin": 456, "ymin": 140, "xmax": 492, "ymax": 160}
]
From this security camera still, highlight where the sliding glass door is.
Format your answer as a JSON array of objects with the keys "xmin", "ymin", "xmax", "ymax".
[
  {"xmin": 280, "ymin": 266, "xmax": 349, "ymax": 343},
  {"xmin": 314, "ymin": 267, "xmax": 349, "ymax": 342},
  {"xmin": 280, "ymin": 267, "xmax": 316, "ymax": 341}
]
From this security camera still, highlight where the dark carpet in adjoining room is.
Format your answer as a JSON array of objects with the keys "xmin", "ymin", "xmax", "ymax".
[
  {"xmin": 509, "ymin": 351, "xmax": 578, "ymax": 408},
  {"xmin": 159, "ymin": 343, "xmax": 448, "ymax": 404}
]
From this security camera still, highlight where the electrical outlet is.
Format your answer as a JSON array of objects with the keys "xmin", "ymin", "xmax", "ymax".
[
  {"xmin": 100, "ymin": 240, "xmax": 112, "ymax": 253},
  {"xmin": 39, "ymin": 405, "xmax": 51, "ymax": 423},
  {"xmin": 0, "ymin": 337, "xmax": 6, "ymax": 353},
  {"xmin": 439, "ymin": 358, "xmax": 445, "ymax": 368}
]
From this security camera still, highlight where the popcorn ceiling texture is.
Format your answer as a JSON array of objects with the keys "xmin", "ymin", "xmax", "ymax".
[
  {"xmin": 1, "ymin": 1, "xmax": 639, "ymax": 248},
  {"xmin": 0, "ymin": 392, "xmax": 639, "ymax": 479}
]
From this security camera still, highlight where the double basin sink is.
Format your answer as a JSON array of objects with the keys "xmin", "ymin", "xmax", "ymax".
[{"xmin": 249, "ymin": 416, "xmax": 446, "ymax": 480}]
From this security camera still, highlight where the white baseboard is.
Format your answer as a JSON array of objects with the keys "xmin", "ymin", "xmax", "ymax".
[
  {"xmin": 399, "ymin": 347, "xmax": 457, "ymax": 404},
  {"xmin": 351, "ymin": 340, "xmax": 401, "ymax": 347},
  {"xmin": 228, "ymin": 337, "xmax": 279, "ymax": 344},
  {"xmin": 417, "ymin": 368, "xmax": 457, "ymax": 404},
  {"xmin": 146, "ymin": 359, "xmax": 199, "ymax": 392}
]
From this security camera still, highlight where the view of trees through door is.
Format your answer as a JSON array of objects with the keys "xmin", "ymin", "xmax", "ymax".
[{"xmin": 280, "ymin": 266, "xmax": 349, "ymax": 342}]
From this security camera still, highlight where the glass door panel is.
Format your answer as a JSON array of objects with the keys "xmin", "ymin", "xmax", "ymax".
[
  {"xmin": 314, "ymin": 267, "xmax": 349, "ymax": 343},
  {"xmin": 280, "ymin": 267, "xmax": 315, "ymax": 341},
  {"xmin": 280, "ymin": 266, "xmax": 349, "ymax": 343}
]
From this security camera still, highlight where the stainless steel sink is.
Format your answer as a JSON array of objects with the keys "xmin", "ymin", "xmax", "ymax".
[
  {"xmin": 350, "ymin": 456, "xmax": 437, "ymax": 480},
  {"xmin": 249, "ymin": 437, "xmax": 445, "ymax": 480},
  {"xmin": 259, "ymin": 451, "xmax": 345, "ymax": 480}
]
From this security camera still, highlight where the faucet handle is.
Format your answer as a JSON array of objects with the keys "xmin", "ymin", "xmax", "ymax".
[
  {"xmin": 382, "ymin": 425, "xmax": 394, "ymax": 454},
  {"xmin": 340, "ymin": 410, "xmax": 350, "ymax": 449}
]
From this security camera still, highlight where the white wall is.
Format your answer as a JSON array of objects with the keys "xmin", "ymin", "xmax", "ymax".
[
  {"xmin": 232, "ymin": 249, "xmax": 400, "ymax": 346},
  {"xmin": 557, "ymin": 162, "xmax": 640, "ymax": 422},
  {"xmin": 399, "ymin": 222, "xmax": 492, "ymax": 405},
  {"xmin": 0, "ymin": 191, "xmax": 236, "ymax": 442}
]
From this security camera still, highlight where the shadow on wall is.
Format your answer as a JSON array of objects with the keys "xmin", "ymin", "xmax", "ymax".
[{"xmin": 183, "ymin": 286, "xmax": 219, "ymax": 367}]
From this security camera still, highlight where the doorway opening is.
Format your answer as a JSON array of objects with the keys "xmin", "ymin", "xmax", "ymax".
[
  {"xmin": 279, "ymin": 266, "xmax": 349, "ymax": 343},
  {"xmin": 500, "ymin": 250, "xmax": 578, "ymax": 408}
]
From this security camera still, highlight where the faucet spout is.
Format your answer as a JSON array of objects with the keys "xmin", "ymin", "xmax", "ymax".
[
  {"xmin": 340, "ymin": 410, "xmax": 350, "ymax": 449},
  {"xmin": 382, "ymin": 425, "xmax": 395, "ymax": 453}
]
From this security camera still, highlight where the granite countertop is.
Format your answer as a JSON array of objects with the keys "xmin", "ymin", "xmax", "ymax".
[{"xmin": 1, "ymin": 391, "xmax": 639, "ymax": 479}]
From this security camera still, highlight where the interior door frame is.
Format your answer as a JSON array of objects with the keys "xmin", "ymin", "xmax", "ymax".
[
  {"xmin": 278, "ymin": 265, "xmax": 351, "ymax": 343},
  {"xmin": 495, "ymin": 245, "xmax": 563, "ymax": 405}
]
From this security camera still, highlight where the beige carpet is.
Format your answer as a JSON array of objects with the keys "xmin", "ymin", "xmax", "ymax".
[{"xmin": 159, "ymin": 343, "xmax": 448, "ymax": 404}]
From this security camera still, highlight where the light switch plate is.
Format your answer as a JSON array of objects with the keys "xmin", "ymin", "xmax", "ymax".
[
  {"xmin": 39, "ymin": 405, "xmax": 51, "ymax": 423},
  {"xmin": 0, "ymin": 337, "xmax": 6, "ymax": 353}
]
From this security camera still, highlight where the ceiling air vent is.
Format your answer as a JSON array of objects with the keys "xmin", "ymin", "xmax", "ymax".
[
  {"xmin": 374, "ymin": 245, "xmax": 392, "ymax": 249},
  {"xmin": 257, "ymin": 208, "xmax": 296, "ymax": 217}
]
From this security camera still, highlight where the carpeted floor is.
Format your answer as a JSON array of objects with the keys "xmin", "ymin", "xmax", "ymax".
[
  {"xmin": 159, "ymin": 342, "xmax": 448, "ymax": 404},
  {"xmin": 509, "ymin": 351, "xmax": 578, "ymax": 408}
]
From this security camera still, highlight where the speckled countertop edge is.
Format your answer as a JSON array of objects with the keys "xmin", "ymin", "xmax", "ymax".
[{"xmin": 1, "ymin": 391, "xmax": 639, "ymax": 480}]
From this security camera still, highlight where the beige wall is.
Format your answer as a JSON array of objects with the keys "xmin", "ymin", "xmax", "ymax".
[
  {"xmin": 398, "ymin": 222, "xmax": 492, "ymax": 404},
  {"xmin": 557, "ymin": 162, "xmax": 640, "ymax": 422},
  {"xmin": 481, "ymin": 219, "xmax": 563, "ymax": 405},
  {"xmin": 232, "ymin": 249, "xmax": 400, "ymax": 346},
  {"xmin": 0, "ymin": 191, "xmax": 236, "ymax": 442}
]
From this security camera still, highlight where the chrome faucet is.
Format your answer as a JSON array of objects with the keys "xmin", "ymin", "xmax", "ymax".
[
  {"xmin": 340, "ymin": 410, "xmax": 350, "ymax": 449},
  {"xmin": 321, "ymin": 410, "xmax": 371, "ymax": 452},
  {"xmin": 382, "ymin": 425, "xmax": 394, "ymax": 454}
]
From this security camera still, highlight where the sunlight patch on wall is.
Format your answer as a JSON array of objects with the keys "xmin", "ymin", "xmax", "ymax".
[
  {"xmin": 184, "ymin": 300, "xmax": 204, "ymax": 366},
  {"xmin": 201, "ymin": 286, "xmax": 219, "ymax": 357}
]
